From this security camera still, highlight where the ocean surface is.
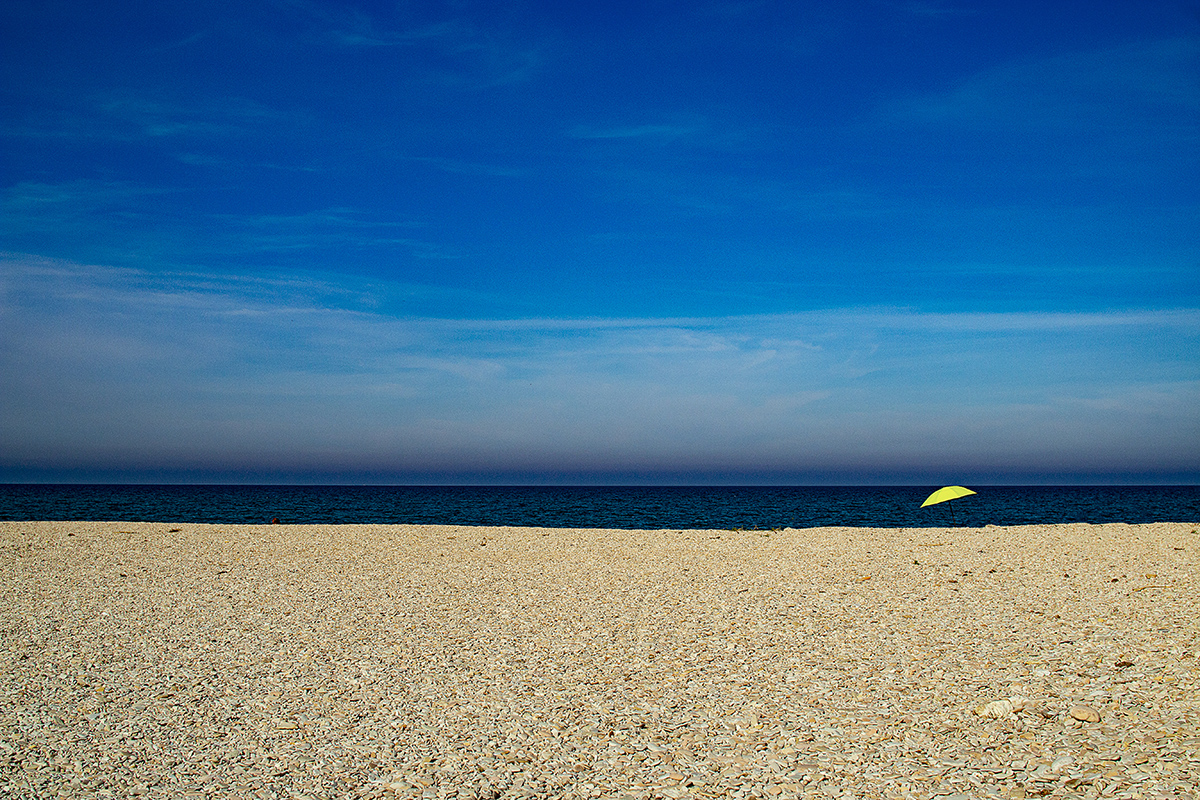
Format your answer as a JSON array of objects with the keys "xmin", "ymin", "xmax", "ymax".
[{"xmin": 0, "ymin": 484, "xmax": 1197, "ymax": 529}]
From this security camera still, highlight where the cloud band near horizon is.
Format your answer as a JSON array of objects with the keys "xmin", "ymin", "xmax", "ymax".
[{"xmin": 3, "ymin": 254, "xmax": 1197, "ymax": 484}]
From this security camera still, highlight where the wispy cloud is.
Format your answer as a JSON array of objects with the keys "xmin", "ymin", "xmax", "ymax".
[
  {"xmin": 269, "ymin": 0, "xmax": 543, "ymax": 87},
  {"xmin": 885, "ymin": 36, "xmax": 1200, "ymax": 132},
  {"xmin": 3, "ymin": 255, "xmax": 1197, "ymax": 479},
  {"xmin": 98, "ymin": 94, "xmax": 278, "ymax": 138},
  {"xmin": 1, "ymin": 89, "xmax": 282, "ymax": 144},
  {"xmin": 2, "ymin": 182, "xmax": 458, "ymax": 268},
  {"xmin": 144, "ymin": 29, "xmax": 211, "ymax": 54},
  {"xmin": 1, "ymin": 180, "xmax": 180, "ymax": 253},
  {"xmin": 214, "ymin": 207, "xmax": 446, "ymax": 252}
]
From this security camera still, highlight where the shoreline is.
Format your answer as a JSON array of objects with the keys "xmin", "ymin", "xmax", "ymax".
[{"xmin": 3, "ymin": 521, "xmax": 1197, "ymax": 799}]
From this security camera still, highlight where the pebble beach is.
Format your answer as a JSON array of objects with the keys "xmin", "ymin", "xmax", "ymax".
[{"xmin": 2, "ymin": 521, "xmax": 1197, "ymax": 800}]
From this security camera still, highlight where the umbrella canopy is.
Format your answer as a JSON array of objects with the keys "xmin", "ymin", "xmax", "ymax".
[{"xmin": 921, "ymin": 486, "xmax": 976, "ymax": 507}]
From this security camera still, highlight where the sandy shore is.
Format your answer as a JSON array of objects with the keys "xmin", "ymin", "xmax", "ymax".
[{"xmin": 2, "ymin": 521, "xmax": 1197, "ymax": 799}]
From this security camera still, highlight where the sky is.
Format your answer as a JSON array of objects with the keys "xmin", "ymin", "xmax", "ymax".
[{"xmin": 2, "ymin": 0, "xmax": 1198, "ymax": 484}]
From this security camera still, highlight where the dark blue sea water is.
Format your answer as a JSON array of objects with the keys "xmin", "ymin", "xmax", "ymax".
[{"xmin": 0, "ymin": 484, "xmax": 1197, "ymax": 529}]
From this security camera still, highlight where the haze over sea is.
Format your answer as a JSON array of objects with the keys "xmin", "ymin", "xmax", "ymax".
[{"xmin": 2, "ymin": 484, "xmax": 1196, "ymax": 530}]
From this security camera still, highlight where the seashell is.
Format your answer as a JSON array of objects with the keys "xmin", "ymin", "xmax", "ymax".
[
  {"xmin": 1069, "ymin": 704, "xmax": 1101, "ymax": 722},
  {"xmin": 977, "ymin": 699, "xmax": 1015, "ymax": 718},
  {"xmin": 977, "ymin": 695, "xmax": 1028, "ymax": 718}
]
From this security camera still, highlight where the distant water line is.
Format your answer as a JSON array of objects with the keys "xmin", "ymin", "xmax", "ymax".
[{"xmin": 0, "ymin": 484, "xmax": 1197, "ymax": 529}]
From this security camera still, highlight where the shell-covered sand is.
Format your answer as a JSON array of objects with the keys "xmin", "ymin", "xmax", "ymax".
[{"xmin": 2, "ymin": 521, "xmax": 1197, "ymax": 799}]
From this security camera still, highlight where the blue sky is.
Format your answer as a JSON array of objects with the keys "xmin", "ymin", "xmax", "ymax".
[{"xmin": 2, "ymin": 0, "xmax": 1198, "ymax": 484}]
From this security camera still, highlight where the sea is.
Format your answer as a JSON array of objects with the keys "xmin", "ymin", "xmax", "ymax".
[{"xmin": 0, "ymin": 484, "xmax": 1197, "ymax": 529}]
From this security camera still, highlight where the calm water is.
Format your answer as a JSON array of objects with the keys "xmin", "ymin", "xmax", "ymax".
[{"xmin": 0, "ymin": 484, "xmax": 1197, "ymax": 529}]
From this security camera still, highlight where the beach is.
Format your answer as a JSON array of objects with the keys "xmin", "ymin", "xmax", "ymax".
[{"xmin": 2, "ymin": 521, "xmax": 1197, "ymax": 799}]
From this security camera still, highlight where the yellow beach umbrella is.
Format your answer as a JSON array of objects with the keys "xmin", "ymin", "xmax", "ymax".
[{"xmin": 921, "ymin": 485, "xmax": 977, "ymax": 524}]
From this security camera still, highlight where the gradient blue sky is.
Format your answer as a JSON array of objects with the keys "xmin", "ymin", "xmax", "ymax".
[{"xmin": 2, "ymin": 0, "xmax": 1198, "ymax": 484}]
